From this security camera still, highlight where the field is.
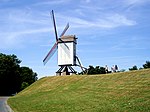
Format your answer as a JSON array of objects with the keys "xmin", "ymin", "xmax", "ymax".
[{"xmin": 8, "ymin": 69, "xmax": 150, "ymax": 112}]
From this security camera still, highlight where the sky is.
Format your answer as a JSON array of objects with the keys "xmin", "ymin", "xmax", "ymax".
[{"xmin": 0, "ymin": 0, "xmax": 150, "ymax": 78}]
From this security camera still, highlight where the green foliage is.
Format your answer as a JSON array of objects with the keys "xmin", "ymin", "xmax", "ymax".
[
  {"xmin": 0, "ymin": 53, "xmax": 21, "ymax": 95},
  {"xmin": 21, "ymin": 82, "xmax": 29, "ymax": 90},
  {"xmin": 143, "ymin": 61, "xmax": 150, "ymax": 69},
  {"xmin": 20, "ymin": 66, "xmax": 38, "ymax": 90},
  {"xmin": 20, "ymin": 67, "xmax": 38, "ymax": 85},
  {"xmin": 119, "ymin": 69, "xmax": 126, "ymax": 72},
  {"xmin": 87, "ymin": 65, "xmax": 106, "ymax": 75},
  {"xmin": 0, "ymin": 53, "xmax": 38, "ymax": 95},
  {"xmin": 8, "ymin": 69, "xmax": 150, "ymax": 112},
  {"xmin": 129, "ymin": 65, "xmax": 138, "ymax": 71}
]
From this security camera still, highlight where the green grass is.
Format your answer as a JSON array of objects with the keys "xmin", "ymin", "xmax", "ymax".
[{"xmin": 8, "ymin": 69, "xmax": 150, "ymax": 112}]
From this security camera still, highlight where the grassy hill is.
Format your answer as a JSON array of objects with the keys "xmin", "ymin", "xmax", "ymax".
[{"xmin": 8, "ymin": 69, "xmax": 150, "ymax": 112}]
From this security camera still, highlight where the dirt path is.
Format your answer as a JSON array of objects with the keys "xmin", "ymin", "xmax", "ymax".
[{"xmin": 0, "ymin": 97, "xmax": 13, "ymax": 112}]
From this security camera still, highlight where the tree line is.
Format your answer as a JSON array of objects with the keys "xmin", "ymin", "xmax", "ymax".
[
  {"xmin": 79, "ymin": 61, "xmax": 150, "ymax": 75},
  {"xmin": 129, "ymin": 61, "xmax": 150, "ymax": 71},
  {"xmin": 0, "ymin": 53, "xmax": 38, "ymax": 96}
]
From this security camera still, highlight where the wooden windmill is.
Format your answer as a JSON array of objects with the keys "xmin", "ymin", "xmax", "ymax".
[{"xmin": 43, "ymin": 10, "xmax": 85, "ymax": 75}]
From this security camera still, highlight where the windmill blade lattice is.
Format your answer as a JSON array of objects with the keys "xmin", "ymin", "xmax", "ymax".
[
  {"xmin": 59, "ymin": 23, "xmax": 70, "ymax": 50},
  {"xmin": 60, "ymin": 23, "xmax": 69, "ymax": 37},
  {"xmin": 51, "ymin": 10, "xmax": 58, "ymax": 41},
  {"xmin": 43, "ymin": 43, "xmax": 58, "ymax": 65}
]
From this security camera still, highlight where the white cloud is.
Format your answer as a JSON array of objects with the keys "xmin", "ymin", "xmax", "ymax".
[
  {"xmin": 0, "ymin": 7, "xmax": 52, "ymax": 49},
  {"xmin": 0, "ymin": 0, "xmax": 11, "ymax": 2},
  {"xmin": 57, "ymin": 13, "xmax": 136, "ymax": 29},
  {"xmin": 110, "ymin": 36, "xmax": 150, "ymax": 51},
  {"xmin": 85, "ymin": 0, "xmax": 91, "ymax": 3},
  {"xmin": 105, "ymin": 14, "xmax": 136, "ymax": 26},
  {"xmin": 34, "ymin": 0, "xmax": 70, "ymax": 6},
  {"xmin": 0, "ymin": 27, "xmax": 51, "ymax": 49},
  {"xmin": 0, "ymin": 1, "xmax": 139, "ymax": 50},
  {"xmin": 123, "ymin": 0, "xmax": 150, "ymax": 6},
  {"xmin": 0, "ymin": 33, "xmax": 22, "ymax": 49}
]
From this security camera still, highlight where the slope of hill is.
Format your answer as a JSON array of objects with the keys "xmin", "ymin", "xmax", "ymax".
[{"xmin": 8, "ymin": 69, "xmax": 150, "ymax": 112}]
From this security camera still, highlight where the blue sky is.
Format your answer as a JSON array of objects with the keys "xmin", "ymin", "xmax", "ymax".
[{"xmin": 0, "ymin": 0, "xmax": 150, "ymax": 78}]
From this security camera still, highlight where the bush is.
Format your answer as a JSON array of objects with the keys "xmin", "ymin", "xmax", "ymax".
[
  {"xmin": 129, "ymin": 65, "xmax": 138, "ymax": 71},
  {"xmin": 143, "ymin": 61, "xmax": 150, "ymax": 69}
]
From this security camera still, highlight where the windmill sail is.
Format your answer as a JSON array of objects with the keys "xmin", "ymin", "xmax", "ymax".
[
  {"xmin": 43, "ymin": 10, "xmax": 70, "ymax": 65},
  {"xmin": 60, "ymin": 23, "xmax": 69, "ymax": 37},
  {"xmin": 43, "ymin": 43, "xmax": 58, "ymax": 65},
  {"xmin": 51, "ymin": 10, "xmax": 58, "ymax": 41},
  {"xmin": 60, "ymin": 43, "xmax": 70, "ymax": 58},
  {"xmin": 59, "ymin": 23, "xmax": 70, "ymax": 50}
]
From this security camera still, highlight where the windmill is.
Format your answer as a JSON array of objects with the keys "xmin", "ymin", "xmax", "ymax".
[{"xmin": 43, "ymin": 10, "xmax": 86, "ymax": 75}]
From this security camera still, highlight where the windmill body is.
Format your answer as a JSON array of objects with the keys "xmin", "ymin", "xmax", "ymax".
[
  {"xmin": 58, "ymin": 35, "xmax": 77, "ymax": 66},
  {"xmin": 43, "ymin": 10, "xmax": 85, "ymax": 75}
]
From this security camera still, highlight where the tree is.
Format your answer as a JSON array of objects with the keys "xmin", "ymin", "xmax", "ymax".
[
  {"xmin": 143, "ymin": 61, "xmax": 150, "ymax": 69},
  {"xmin": 0, "ymin": 53, "xmax": 38, "ymax": 96},
  {"xmin": 88, "ymin": 65, "xmax": 96, "ymax": 74},
  {"xmin": 0, "ymin": 53, "xmax": 21, "ymax": 95},
  {"xmin": 20, "ymin": 67, "xmax": 38, "ymax": 90},
  {"xmin": 129, "ymin": 65, "xmax": 138, "ymax": 71},
  {"xmin": 87, "ymin": 65, "xmax": 106, "ymax": 75},
  {"xmin": 99, "ymin": 67, "xmax": 106, "ymax": 74}
]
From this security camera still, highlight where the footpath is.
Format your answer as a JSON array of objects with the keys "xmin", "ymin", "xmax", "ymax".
[{"xmin": 0, "ymin": 97, "xmax": 13, "ymax": 112}]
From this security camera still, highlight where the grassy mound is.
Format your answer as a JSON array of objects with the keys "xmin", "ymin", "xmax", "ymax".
[{"xmin": 8, "ymin": 69, "xmax": 150, "ymax": 112}]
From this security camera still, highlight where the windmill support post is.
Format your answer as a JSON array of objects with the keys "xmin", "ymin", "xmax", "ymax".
[
  {"xmin": 75, "ymin": 56, "xmax": 88, "ymax": 74},
  {"xmin": 56, "ymin": 65, "xmax": 77, "ymax": 76},
  {"xmin": 56, "ymin": 56, "xmax": 87, "ymax": 76}
]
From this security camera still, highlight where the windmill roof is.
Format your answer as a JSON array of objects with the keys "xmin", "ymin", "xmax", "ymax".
[{"xmin": 58, "ymin": 35, "xmax": 77, "ymax": 43}]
